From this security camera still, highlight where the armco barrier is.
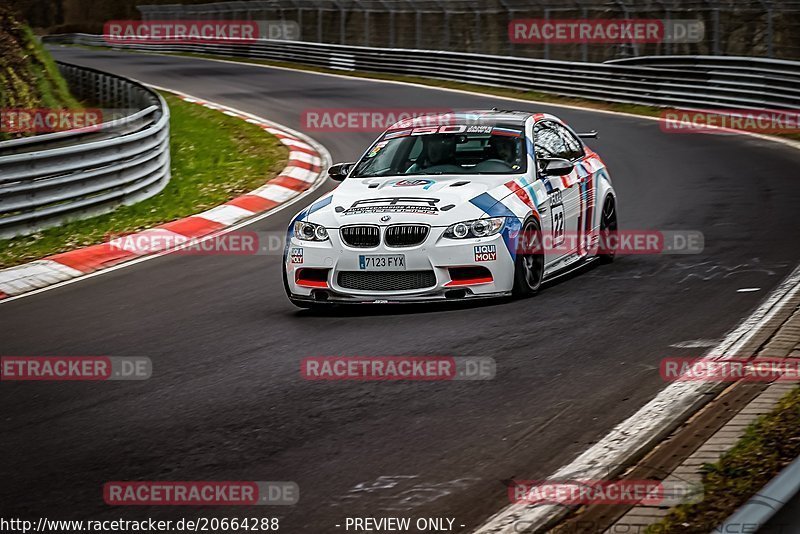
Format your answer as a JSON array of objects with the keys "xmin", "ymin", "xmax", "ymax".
[
  {"xmin": 43, "ymin": 34, "xmax": 800, "ymax": 111},
  {"xmin": 0, "ymin": 62, "xmax": 170, "ymax": 239}
]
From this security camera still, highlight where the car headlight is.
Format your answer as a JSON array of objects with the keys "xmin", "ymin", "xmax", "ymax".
[
  {"xmin": 294, "ymin": 221, "xmax": 329, "ymax": 241},
  {"xmin": 444, "ymin": 217, "xmax": 505, "ymax": 239}
]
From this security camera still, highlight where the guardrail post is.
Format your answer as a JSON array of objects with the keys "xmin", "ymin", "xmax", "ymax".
[
  {"xmin": 496, "ymin": 0, "xmax": 512, "ymax": 56},
  {"xmin": 581, "ymin": 6, "xmax": 588, "ymax": 62},
  {"xmin": 330, "ymin": 0, "xmax": 346, "ymax": 44},
  {"xmin": 297, "ymin": 7, "xmax": 304, "ymax": 38},
  {"xmin": 767, "ymin": 5, "xmax": 774, "ymax": 57},
  {"xmin": 473, "ymin": 8, "xmax": 482, "ymax": 52},
  {"xmin": 364, "ymin": 9, "xmax": 370, "ymax": 47},
  {"xmin": 389, "ymin": 10, "xmax": 395, "ymax": 48},
  {"xmin": 544, "ymin": 8, "xmax": 550, "ymax": 59},
  {"xmin": 415, "ymin": 10, "xmax": 422, "ymax": 49}
]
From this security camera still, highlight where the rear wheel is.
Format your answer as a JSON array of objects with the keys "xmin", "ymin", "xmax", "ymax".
[
  {"xmin": 512, "ymin": 218, "xmax": 544, "ymax": 297},
  {"xmin": 599, "ymin": 196, "xmax": 618, "ymax": 264}
]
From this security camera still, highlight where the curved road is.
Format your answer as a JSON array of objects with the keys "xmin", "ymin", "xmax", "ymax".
[{"xmin": 3, "ymin": 47, "xmax": 800, "ymax": 531}]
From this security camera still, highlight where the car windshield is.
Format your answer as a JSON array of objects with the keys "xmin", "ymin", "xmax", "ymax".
[{"xmin": 350, "ymin": 126, "xmax": 527, "ymax": 178}]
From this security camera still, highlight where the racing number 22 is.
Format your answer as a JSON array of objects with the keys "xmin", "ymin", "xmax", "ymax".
[
  {"xmin": 552, "ymin": 210, "xmax": 564, "ymax": 245},
  {"xmin": 549, "ymin": 190, "xmax": 565, "ymax": 246}
]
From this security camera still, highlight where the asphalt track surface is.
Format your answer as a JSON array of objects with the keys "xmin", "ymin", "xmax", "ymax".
[{"xmin": 3, "ymin": 47, "xmax": 800, "ymax": 532}]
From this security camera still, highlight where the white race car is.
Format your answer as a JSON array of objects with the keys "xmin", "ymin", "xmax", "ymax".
[{"xmin": 283, "ymin": 110, "xmax": 617, "ymax": 307}]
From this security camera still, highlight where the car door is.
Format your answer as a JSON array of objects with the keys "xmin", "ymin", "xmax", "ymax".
[
  {"xmin": 554, "ymin": 121, "xmax": 600, "ymax": 258},
  {"xmin": 532, "ymin": 120, "xmax": 583, "ymax": 265}
]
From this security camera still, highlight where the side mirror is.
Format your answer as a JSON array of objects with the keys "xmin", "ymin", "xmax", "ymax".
[
  {"xmin": 541, "ymin": 158, "xmax": 574, "ymax": 177},
  {"xmin": 328, "ymin": 162, "xmax": 355, "ymax": 181}
]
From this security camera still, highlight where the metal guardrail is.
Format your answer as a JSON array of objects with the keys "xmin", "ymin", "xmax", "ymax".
[
  {"xmin": 0, "ymin": 62, "xmax": 170, "ymax": 239},
  {"xmin": 44, "ymin": 34, "xmax": 800, "ymax": 112}
]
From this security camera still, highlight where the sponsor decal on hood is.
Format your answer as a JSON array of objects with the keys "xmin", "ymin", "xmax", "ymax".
[{"xmin": 342, "ymin": 197, "xmax": 440, "ymax": 216}]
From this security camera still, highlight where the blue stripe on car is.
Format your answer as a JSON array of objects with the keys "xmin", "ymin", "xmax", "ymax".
[
  {"xmin": 308, "ymin": 196, "xmax": 332, "ymax": 215},
  {"xmin": 501, "ymin": 217, "xmax": 522, "ymax": 261},
  {"xmin": 470, "ymin": 193, "xmax": 519, "ymax": 260},
  {"xmin": 470, "ymin": 193, "xmax": 515, "ymax": 218}
]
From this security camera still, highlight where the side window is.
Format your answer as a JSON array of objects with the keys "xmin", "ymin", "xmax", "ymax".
[
  {"xmin": 533, "ymin": 121, "xmax": 568, "ymax": 160},
  {"xmin": 553, "ymin": 123, "xmax": 584, "ymax": 160},
  {"xmin": 533, "ymin": 121, "xmax": 584, "ymax": 161}
]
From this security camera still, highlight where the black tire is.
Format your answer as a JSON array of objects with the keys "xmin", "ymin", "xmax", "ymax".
[
  {"xmin": 512, "ymin": 218, "xmax": 545, "ymax": 297},
  {"xmin": 599, "ymin": 195, "xmax": 618, "ymax": 264}
]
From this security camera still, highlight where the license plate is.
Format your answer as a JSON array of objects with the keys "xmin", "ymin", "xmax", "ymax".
[{"xmin": 358, "ymin": 254, "xmax": 406, "ymax": 270}]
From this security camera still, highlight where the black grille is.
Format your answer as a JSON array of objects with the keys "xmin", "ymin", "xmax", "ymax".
[
  {"xmin": 340, "ymin": 225, "xmax": 380, "ymax": 247},
  {"xmin": 385, "ymin": 224, "xmax": 429, "ymax": 247},
  {"xmin": 337, "ymin": 271, "xmax": 437, "ymax": 291}
]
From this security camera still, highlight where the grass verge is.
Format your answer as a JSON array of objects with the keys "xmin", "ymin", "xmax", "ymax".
[
  {"xmin": 0, "ymin": 91, "xmax": 288, "ymax": 268},
  {"xmin": 647, "ymin": 386, "xmax": 800, "ymax": 533}
]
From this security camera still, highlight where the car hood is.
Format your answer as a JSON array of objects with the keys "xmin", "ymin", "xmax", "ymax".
[{"xmin": 305, "ymin": 175, "xmax": 523, "ymax": 227}]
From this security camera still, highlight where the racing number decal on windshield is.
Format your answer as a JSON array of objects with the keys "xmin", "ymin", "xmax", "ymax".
[{"xmin": 549, "ymin": 189, "xmax": 565, "ymax": 246}]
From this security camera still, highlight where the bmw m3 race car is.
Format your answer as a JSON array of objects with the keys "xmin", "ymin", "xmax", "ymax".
[{"xmin": 283, "ymin": 110, "xmax": 617, "ymax": 307}]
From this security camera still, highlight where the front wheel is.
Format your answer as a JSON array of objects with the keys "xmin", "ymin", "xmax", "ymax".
[{"xmin": 512, "ymin": 218, "xmax": 544, "ymax": 297}]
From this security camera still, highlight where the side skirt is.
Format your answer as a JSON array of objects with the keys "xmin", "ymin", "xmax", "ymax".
[{"xmin": 543, "ymin": 255, "xmax": 600, "ymax": 284}]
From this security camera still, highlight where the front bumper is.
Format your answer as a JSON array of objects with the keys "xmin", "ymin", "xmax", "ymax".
[{"xmin": 284, "ymin": 226, "xmax": 515, "ymax": 303}]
